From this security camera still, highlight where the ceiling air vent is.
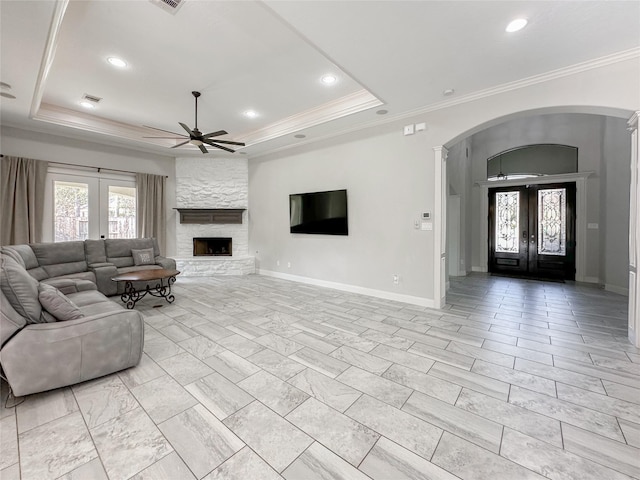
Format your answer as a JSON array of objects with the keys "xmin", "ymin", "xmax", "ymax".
[
  {"xmin": 149, "ymin": 0, "xmax": 185, "ymax": 15},
  {"xmin": 82, "ymin": 94, "xmax": 102, "ymax": 104}
]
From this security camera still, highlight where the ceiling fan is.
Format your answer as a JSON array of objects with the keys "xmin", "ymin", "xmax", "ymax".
[{"xmin": 144, "ymin": 91, "xmax": 245, "ymax": 154}]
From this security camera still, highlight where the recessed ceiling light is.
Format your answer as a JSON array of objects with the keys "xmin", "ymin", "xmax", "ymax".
[
  {"xmin": 443, "ymin": 88, "xmax": 455, "ymax": 96},
  {"xmin": 294, "ymin": 134, "xmax": 306, "ymax": 139},
  {"xmin": 321, "ymin": 74, "xmax": 337, "ymax": 85},
  {"xmin": 107, "ymin": 57, "xmax": 127, "ymax": 68},
  {"xmin": 80, "ymin": 101, "xmax": 95, "ymax": 109},
  {"xmin": 376, "ymin": 109, "xmax": 388, "ymax": 115},
  {"xmin": 506, "ymin": 18, "xmax": 528, "ymax": 33},
  {"xmin": 244, "ymin": 110, "xmax": 258, "ymax": 118}
]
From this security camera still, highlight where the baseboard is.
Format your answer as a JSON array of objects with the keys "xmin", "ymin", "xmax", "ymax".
[
  {"xmin": 605, "ymin": 284, "xmax": 629, "ymax": 296},
  {"xmin": 258, "ymin": 270, "xmax": 435, "ymax": 308},
  {"xmin": 471, "ymin": 266, "xmax": 487, "ymax": 273},
  {"xmin": 583, "ymin": 276, "xmax": 601, "ymax": 284}
]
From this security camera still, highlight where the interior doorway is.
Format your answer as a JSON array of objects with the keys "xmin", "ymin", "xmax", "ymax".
[{"xmin": 489, "ymin": 182, "xmax": 576, "ymax": 281}]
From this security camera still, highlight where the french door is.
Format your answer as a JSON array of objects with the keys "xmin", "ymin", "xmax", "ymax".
[
  {"xmin": 43, "ymin": 170, "xmax": 136, "ymax": 242},
  {"xmin": 489, "ymin": 183, "xmax": 576, "ymax": 280}
]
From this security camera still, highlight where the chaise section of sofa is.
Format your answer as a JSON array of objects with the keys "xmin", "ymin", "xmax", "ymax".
[{"xmin": 0, "ymin": 254, "xmax": 144, "ymax": 397}]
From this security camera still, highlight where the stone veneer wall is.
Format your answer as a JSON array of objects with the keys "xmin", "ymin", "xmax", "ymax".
[{"xmin": 175, "ymin": 157, "xmax": 254, "ymax": 275}]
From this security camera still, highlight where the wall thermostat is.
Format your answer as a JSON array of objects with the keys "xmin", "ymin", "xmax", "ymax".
[{"xmin": 422, "ymin": 212, "xmax": 430, "ymax": 219}]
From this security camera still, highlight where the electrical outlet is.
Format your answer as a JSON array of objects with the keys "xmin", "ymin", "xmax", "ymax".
[
  {"xmin": 393, "ymin": 274, "xmax": 399, "ymax": 285},
  {"xmin": 403, "ymin": 124, "xmax": 414, "ymax": 136}
]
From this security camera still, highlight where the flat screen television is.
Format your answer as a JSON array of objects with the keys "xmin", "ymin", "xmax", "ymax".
[{"xmin": 289, "ymin": 189, "xmax": 348, "ymax": 235}]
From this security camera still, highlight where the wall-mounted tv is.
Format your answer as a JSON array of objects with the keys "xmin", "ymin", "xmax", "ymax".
[{"xmin": 289, "ymin": 189, "xmax": 348, "ymax": 235}]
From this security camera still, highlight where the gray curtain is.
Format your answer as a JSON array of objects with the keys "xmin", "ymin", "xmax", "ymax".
[
  {"xmin": 0, "ymin": 156, "xmax": 48, "ymax": 246},
  {"xmin": 136, "ymin": 173, "xmax": 166, "ymax": 254}
]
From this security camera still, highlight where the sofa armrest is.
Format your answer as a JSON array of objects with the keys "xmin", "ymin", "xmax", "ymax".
[
  {"xmin": 0, "ymin": 309, "xmax": 144, "ymax": 397},
  {"xmin": 154, "ymin": 256, "xmax": 176, "ymax": 270},
  {"xmin": 88, "ymin": 262, "xmax": 118, "ymax": 296},
  {"xmin": 43, "ymin": 278, "xmax": 97, "ymax": 294}
]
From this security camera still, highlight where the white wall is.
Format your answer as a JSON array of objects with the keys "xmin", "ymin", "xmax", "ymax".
[
  {"xmin": 249, "ymin": 57, "xmax": 639, "ymax": 305},
  {"xmin": 1, "ymin": 126, "xmax": 177, "ymax": 256}
]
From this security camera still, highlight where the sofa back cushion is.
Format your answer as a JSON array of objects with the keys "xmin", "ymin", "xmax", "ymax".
[
  {"xmin": 30, "ymin": 241, "xmax": 88, "ymax": 278},
  {"xmin": 0, "ymin": 255, "xmax": 43, "ymax": 324},
  {"xmin": 105, "ymin": 238, "xmax": 157, "ymax": 268},
  {"xmin": 84, "ymin": 239, "xmax": 107, "ymax": 264},
  {"xmin": 0, "ymin": 288, "xmax": 27, "ymax": 346},
  {"xmin": 1, "ymin": 245, "xmax": 48, "ymax": 280}
]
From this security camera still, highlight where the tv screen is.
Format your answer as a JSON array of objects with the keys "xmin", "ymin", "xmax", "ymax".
[{"xmin": 290, "ymin": 189, "xmax": 348, "ymax": 235}]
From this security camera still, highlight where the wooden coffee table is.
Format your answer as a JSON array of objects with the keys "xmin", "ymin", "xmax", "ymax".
[{"xmin": 112, "ymin": 269, "xmax": 180, "ymax": 309}]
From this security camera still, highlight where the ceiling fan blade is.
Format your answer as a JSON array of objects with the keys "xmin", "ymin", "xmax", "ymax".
[
  {"xmin": 198, "ymin": 144, "xmax": 208, "ymax": 154},
  {"xmin": 179, "ymin": 122, "xmax": 194, "ymax": 136},
  {"xmin": 170, "ymin": 140, "xmax": 191, "ymax": 149},
  {"xmin": 203, "ymin": 139, "xmax": 236, "ymax": 153},
  {"xmin": 202, "ymin": 130, "xmax": 228, "ymax": 139},
  {"xmin": 143, "ymin": 136, "xmax": 189, "ymax": 139},
  {"xmin": 207, "ymin": 139, "xmax": 245, "ymax": 146},
  {"xmin": 143, "ymin": 125, "xmax": 188, "ymax": 137}
]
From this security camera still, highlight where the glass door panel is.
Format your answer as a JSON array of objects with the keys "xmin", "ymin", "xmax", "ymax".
[
  {"xmin": 537, "ymin": 188, "xmax": 566, "ymax": 256},
  {"xmin": 495, "ymin": 191, "xmax": 520, "ymax": 253},
  {"xmin": 107, "ymin": 184, "xmax": 136, "ymax": 239}
]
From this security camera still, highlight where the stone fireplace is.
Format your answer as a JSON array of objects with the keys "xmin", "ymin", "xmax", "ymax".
[{"xmin": 174, "ymin": 157, "xmax": 255, "ymax": 276}]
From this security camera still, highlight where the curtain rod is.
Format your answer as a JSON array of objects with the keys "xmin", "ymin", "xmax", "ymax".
[{"xmin": 1, "ymin": 154, "xmax": 168, "ymax": 178}]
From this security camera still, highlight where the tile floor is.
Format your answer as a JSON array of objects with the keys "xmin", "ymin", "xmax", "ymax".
[{"xmin": 1, "ymin": 273, "xmax": 639, "ymax": 480}]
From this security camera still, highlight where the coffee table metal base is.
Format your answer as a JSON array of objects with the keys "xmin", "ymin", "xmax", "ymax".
[{"xmin": 120, "ymin": 276, "xmax": 177, "ymax": 309}]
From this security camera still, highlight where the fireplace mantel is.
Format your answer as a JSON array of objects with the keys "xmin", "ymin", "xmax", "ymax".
[{"xmin": 175, "ymin": 208, "xmax": 245, "ymax": 224}]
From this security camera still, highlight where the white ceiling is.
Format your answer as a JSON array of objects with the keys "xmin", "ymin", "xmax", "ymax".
[{"xmin": 1, "ymin": 0, "xmax": 639, "ymax": 158}]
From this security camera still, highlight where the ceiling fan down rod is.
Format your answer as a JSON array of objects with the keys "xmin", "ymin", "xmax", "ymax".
[{"xmin": 192, "ymin": 91, "xmax": 201, "ymax": 131}]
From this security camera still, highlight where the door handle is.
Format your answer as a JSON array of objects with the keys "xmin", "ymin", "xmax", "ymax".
[{"xmin": 522, "ymin": 231, "xmax": 527, "ymax": 239}]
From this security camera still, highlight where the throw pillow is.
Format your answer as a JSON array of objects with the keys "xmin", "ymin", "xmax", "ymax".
[
  {"xmin": 38, "ymin": 283, "xmax": 84, "ymax": 321},
  {"xmin": 132, "ymin": 248, "xmax": 155, "ymax": 266},
  {"xmin": 0, "ymin": 255, "xmax": 43, "ymax": 323}
]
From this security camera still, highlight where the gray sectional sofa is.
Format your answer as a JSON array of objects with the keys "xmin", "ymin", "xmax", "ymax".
[
  {"xmin": 0, "ymin": 238, "xmax": 175, "ymax": 397},
  {"xmin": 1, "ymin": 237, "xmax": 176, "ymax": 297}
]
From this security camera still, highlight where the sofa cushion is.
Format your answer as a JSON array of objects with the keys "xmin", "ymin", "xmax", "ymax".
[
  {"xmin": 0, "ymin": 255, "xmax": 43, "ymax": 324},
  {"xmin": 38, "ymin": 284, "xmax": 84, "ymax": 321},
  {"xmin": 30, "ymin": 242, "xmax": 88, "ymax": 278},
  {"xmin": 1, "ymin": 245, "xmax": 48, "ymax": 280},
  {"xmin": 132, "ymin": 248, "xmax": 155, "ymax": 266},
  {"xmin": 105, "ymin": 238, "xmax": 157, "ymax": 268},
  {"xmin": 84, "ymin": 239, "xmax": 107, "ymax": 265}
]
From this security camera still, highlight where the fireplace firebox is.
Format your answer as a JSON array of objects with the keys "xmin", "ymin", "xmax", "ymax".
[{"xmin": 193, "ymin": 237, "xmax": 232, "ymax": 256}]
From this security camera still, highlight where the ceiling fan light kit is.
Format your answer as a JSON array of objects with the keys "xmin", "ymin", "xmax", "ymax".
[{"xmin": 144, "ymin": 91, "xmax": 245, "ymax": 154}]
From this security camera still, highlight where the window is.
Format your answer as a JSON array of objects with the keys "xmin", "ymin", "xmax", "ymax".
[{"xmin": 45, "ymin": 169, "xmax": 136, "ymax": 242}]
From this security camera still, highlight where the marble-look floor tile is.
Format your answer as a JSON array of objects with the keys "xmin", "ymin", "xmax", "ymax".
[
  {"xmin": 290, "ymin": 347, "xmax": 350, "ymax": 379},
  {"xmin": 288, "ymin": 368, "xmax": 362, "ymax": 412},
  {"xmin": 554, "ymin": 356, "xmax": 640, "ymax": 389},
  {"xmin": 57, "ymin": 458, "xmax": 107, "ymax": 480},
  {"xmin": 0, "ymin": 463, "xmax": 20, "ymax": 480},
  {"xmin": 455, "ymin": 388, "xmax": 562, "ymax": 447},
  {"xmin": 118, "ymin": 353, "xmax": 166, "ymax": 389},
  {"xmin": 409, "ymin": 341, "xmax": 474, "ymax": 370},
  {"xmin": 370, "ymin": 344, "xmax": 435, "ymax": 372},
  {"xmin": 447, "ymin": 341, "xmax": 515, "ymax": 368},
  {"xmin": 186, "ymin": 372, "xmax": 254, "ymax": 419},
  {"xmin": 248, "ymin": 349, "xmax": 306, "ymax": 380},
  {"xmin": 325, "ymin": 330, "xmax": 379, "ymax": 352},
  {"xmin": 16, "ymin": 387, "xmax": 78, "ymax": 433},
  {"xmin": 429, "ymin": 362, "xmax": 510, "ymax": 401},
  {"xmin": 131, "ymin": 375, "xmax": 198, "ymax": 423},
  {"xmin": 19, "ymin": 412, "xmax": 97, "ymax": 480},
  {"xmin": 481, "ymin": 339, "xmax": 553, "ymax": 365},
  {"xmin": 354, "ymin": 318, "xmax": 400, "ymax": 335},
  {"xmin": 91, "ymin": 407, "xmax": 172, "ymax": 480},
  {"xmin": 619, "ymin": 419, "xmax": 640, "ymax": 448},
  {"xmin": 330, "ymin": 345, "xmax": 392, "ymax": 374},
  {"xmin": 602, "ymin": 380, "xmax": 640, "ymax": 405},
  {"xmin": 203, "ymin": 447, "xmax": 282, "ymax": 480},
  {"xmin": 360, "ymin": 329, "xmax": 414, "ymax": 349},
  {"xmin": 0, "ymin": 416, "xmax": 18, "ymax": 470},
  {"xmin": 509, "ymin": 385, "xmax": 625, "ymax": 442},
  {"xmin": 515, "ymin": 357, "xmax": 605, "ymax": 393},
  {"xmin": 337, "ymin": 366, "xmax": 412, "ymax": 408},
  {"xmin": 561, "ymin": 423, "xmax": 640, "ymax": 478},
  {"xmin": 382, "ymin": 363, "xmax": 461, "ymax": 404},
  {"xmin": 345, "ymin": 395, "xmax": 442, "ymax": 459},
  {"xmin": 205, "ymin": 350, "xmax": 262, "ymax": 383},
  {"xmin": 129, "ymin": 451, "xmax": 196, "ymax": 480},
  {"xmin": 402, "ymin": 391, "xmax": 503, "ymax": 453},
  {"xmin": 431, "ymin": 431, "xmax": 545, "ymax": 480},
  {"xmin": 238, "ymin": 370, "xmax": 308, "ymax": 416},
  {"xmin": 471, "ymin": 359, "xmax": 557, "ymax": 397},
  {"xmin": 282, "ymin": 442, "xmax": 370, "ymax": 480},
  {"xmin": 395, "ymin": 329, "xmax": 450, "ymax": 349},
  {"xmin": 551, "ymin": 338, "xmax": 632, "ymax": 361},
  {"xmin": 501, "ymin": 427, "xmax": 633, "ymax": 480},
  {"xmin": 143, "ymin": 333, "xmax": 185, "ymax": 361},
  {"xmin": 226, "ymin": 321, "xmax": 270, "ymax": 340},
  {"xmin": 178, "ymin": 335, "xmax": 226, "ymax": 360},
  {"xmin": 159, "ymin": 404, "xmax": 244, "ymax": 478},
  {"xmin": 73, "ymin": 375, "xmax": 139, "ymax": 428},
  {"xmin": 255, "ymin": 333, "xmax": 305, "ymax": 356},
  {"xmin": 193, "ymin": 322, "xmax": 234, "ymax": 341},
  {"xmin": 516, "ymin": 338, "xmax": 593, "ymax": 363},
  {"xmin": 223, "ymin": 401, "xmax": 313, "ymax": 472},
  {"xmin": 291, "ymin": 331, "xmax": 340, "ymax": 354},
  {"xmin": 158, "ymin": 351, "xmax": 215, "ymax": 385},
  {"xmin": 556, "ymin": 382, "xmax": 640, "ymax": 424},
  {"xmin": 218, "ymin": 334, "xmax": 265, "ymax": 357},
  {"xmin": 292, "ymin": 320, "xmax": 336, "ymax": 337},
  {"xmin": 286, "ymin": 398, "xmax": 379, "ymax": 466},
  {"xmin": 359, "ymin": 436, "xmax": 459, "ymax": 480},
  {"xmin": 160, "ymin": 323, "xmax": 198, "ymax": 343}
]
